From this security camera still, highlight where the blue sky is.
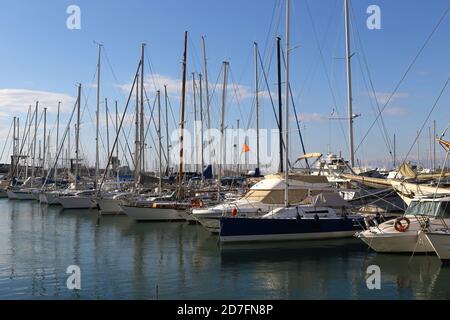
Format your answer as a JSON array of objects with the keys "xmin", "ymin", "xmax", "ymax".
[{"xmin": 0, "ymin": 0, "xmax": 449, "ymax": 171}]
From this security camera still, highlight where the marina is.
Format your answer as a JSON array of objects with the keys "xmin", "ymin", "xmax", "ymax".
[
  {"xmin": 1, "ymin": 199, "xmax": 450, "ymax": 300},
  {"xmin": 0, "ymin": 0, "xmax": 450, "ymax": 301}
]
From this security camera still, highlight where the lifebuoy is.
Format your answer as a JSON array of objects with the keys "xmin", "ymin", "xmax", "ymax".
[
  {"xmin": 231, "ymin": 207, "xmax": 238, "ymax": 217},
  {"xmin": 191, "ymin": 199, "xmax": 204, "ymax": 208},
  {"xmin": 394, "ymin": 217, "xmax": 410, "ymax": 232}
]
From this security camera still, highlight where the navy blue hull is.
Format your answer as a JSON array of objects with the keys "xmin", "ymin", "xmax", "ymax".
[{"xmin": 220, "ymin": 216, "xmax": 365, "ymax": 242}]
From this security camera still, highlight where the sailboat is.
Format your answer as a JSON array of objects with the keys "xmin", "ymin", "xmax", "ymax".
[
  {"xmin": 219, "ymin": 0, "xmax": 366, "ymax": 243},
  {"xmin": 121, "ymin": 32, "xmax": 192, "ymax": 222}
]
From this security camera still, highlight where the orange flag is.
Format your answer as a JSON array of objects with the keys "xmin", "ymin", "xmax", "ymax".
[{"xmin": 242, "ymin": 143, "xmax": 250, "ymax": 153}]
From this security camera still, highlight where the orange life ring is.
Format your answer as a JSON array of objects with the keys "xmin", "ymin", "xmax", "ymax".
[
  {"xmin": 394, "ymin": 217, "xmax": 410, "ymax": 232},
  {"xmin": 191, "ymin": 199, "xmax": 204, "ymax": 208},
  {"xmin": 231, "ymin": 207, "xmax": 238, "ymax": 217}
]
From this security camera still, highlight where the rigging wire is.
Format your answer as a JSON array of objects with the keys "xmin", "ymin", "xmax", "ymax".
[{"xmin": 355, "ymin": 4, "xmax": 450, "ymax": 153}]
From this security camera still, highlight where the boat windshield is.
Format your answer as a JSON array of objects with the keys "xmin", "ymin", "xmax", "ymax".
[{"xmin": 405, "ymin": 201, "xmax": 450, "ymax": 218}]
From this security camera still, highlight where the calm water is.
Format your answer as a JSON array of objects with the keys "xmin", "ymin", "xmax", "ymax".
[{"xmin": 0, "ymin": 198, "xmax": 449, "ymax": 300}]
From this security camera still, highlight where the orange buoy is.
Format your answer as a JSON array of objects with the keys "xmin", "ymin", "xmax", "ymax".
[
  {"xmin": 394, "ymin": 217, "xmax": 410, "ymax": 232},
  {"xmin": 231, "ymin": 207, "xmax": 238, "ymax": 217}
]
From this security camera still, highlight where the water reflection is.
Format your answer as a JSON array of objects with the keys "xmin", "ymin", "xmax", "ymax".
[{"xmin": 0, "ymin": 199, "xmax": 449, "ymax": 299}]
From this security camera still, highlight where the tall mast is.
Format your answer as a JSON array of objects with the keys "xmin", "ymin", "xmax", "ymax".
[
  {"xmin": 433, "ymin": 120, "xmax": 436, "ymax": 171},
  {"xmin": 55, "ymin": 101, "xmax": 60, "ymax": 181},
  {"xmin": 218, "ymin": 61, "xmax": 229, "ymax": 201},
  {"xmin": 95, "ymin": 43, "xmax": 102, "ymax": 189},
  {"xmin": 192, "ymin": 72, "xmax": 198, "ymax": 173},
  {"xmin": 75, "ymin": 84, "xmax": 81, "ymax": 190},
  {"xmin": 115, "ymin": 100, "xmax": 120, "ymax": 183},
  {"xmin": 237, "ymin": 119, "xmax": 240, "ymax": 174},
  {"xmin": 164, "ymin": 85, "xmax": 170, "ymax": 176},
  {"xmin": 284, "ymin": 0, "xmax": 290, "ymax": 207},
  {"xmin": 254, "ymin": 42, "xmax": 260, "ymax": 170},
  {"xmin": 344, "ymin": 0, "xmax": 355, "ymax": 167},
  {"xmin": 43, "ymin": 107, "xmax": 47, "ymax": 175},
  {"xmin": 105, "ymin": 98, "xmax": 110, "ymax": 175},
  {"xmin": 31, "ymin": 101, "xmax": 38, "ymax": 185},
  {"xmin": 157, "ymin": 90, "xmax": 162, "ymax": 195},
  {"xmin": 11, "ymin": 117, "xmax": 16, "ymax": 179},
  {"xmin": 177, "ymin": 31, "xmax": 188, "ymax": 200},
  {"xmin": 199, "ymin": 74, "xmax": 205, "ymax": 181},
  {"xmin": 140, "ymin": 43, "xmax": 146, "ymax": 173},
  {"xmin": 201, "ymin": 36, "xmax": 211, "ymax": 131},
  {"xmin": 135, "ymin": 66, "xmax": 140, "ymax": 186},
  {"xmin": 276, "ymin": 37, "xmax": 284, "ymax": 173}
]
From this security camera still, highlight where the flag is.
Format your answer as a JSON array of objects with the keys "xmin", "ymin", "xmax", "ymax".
[{"xmin": 242, "ymin": 143, "xmax": 250, "ymax": 153}]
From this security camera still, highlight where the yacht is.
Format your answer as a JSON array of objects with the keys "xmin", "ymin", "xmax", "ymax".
[
  {"xmin": 219, "ymin": 202, "xmax": 364, "ymax": 243},
  {"xmin": 356, "ymin": 195, "xmax": 450, "ymax": 253},
  {"xmin": 192, "ymin": 173, "xmax": 331, "ymax": 233}
]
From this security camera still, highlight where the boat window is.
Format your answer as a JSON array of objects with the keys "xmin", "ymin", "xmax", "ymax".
[{"xmin": 405, "ymin": 201, "xmax": 450, "ymax": 218}]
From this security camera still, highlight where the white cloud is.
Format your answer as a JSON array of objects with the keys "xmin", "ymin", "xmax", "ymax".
[
  {"xmin": 297, "ymin": 112, "xmax": 328, "ymax": 123},
  {"xmin": 384, "ymin": 106, "xmax": 408, "ymax": 116},
  {"xmin": 115, "ymin": 73, "xmax": 271, "ymax": 103},
  {"xmin": 0, "ymin": 89, "xmax": 76, "ymax": 114},
  {"xmin": 367, "ymin": 91, "xmax": 409, "ymax": 105}
]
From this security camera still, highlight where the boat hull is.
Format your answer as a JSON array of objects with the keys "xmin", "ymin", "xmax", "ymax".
[
  {"xmin": 58, "ymin": 196, "xmax": 98, "ymax": 210},
  {"xmin": 121, "ymin": 205, "xmax": 187, "ymax": 221},
  {"xmin": 425, "ymin": 232, "xmax": 450, "ymax": 260},
  {"xmin": 7, "ymin": 190, "xmax": 37, "ymax": 200},
  {"xmin": 358, "ymin": 231, "xmax": 434, "ymax": 253},
  {"xmin": 98, "ymin": 198, "xmax": 125, "ymax": 215},
  {"xmin": 219, "ymin": 217, "xmax": 364, "ymax": 243}
]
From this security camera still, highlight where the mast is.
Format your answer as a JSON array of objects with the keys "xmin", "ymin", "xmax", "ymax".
[
  {"xmin": 31, "ymin": 101, "xmax": 38, "ymax": 186},
  {"xmin": 254, "ymin": 42, "xmax": 260, "ymax": 170},
  {"xmin": 140, "ymin": 43, "xmax": 145, "ymax": 173},
  {"xmin": 164, "ymin": 85, "xmax": 170, "ymax": 175},
  {"xmin": 198, "ymin": 74, "xmax": 205, "ymax": 181},
  {"xmin": 393, "ymin": 134, "xmax": 396, "ymax": 169},
  {"xmin": 201, "ymin": 36, "xmax": 211, "ymax": 131},
  {"xmin": 192, "ymin": 72, "xmax": 198, "ymax": 173},
  {"xmin": 105, "ymin": 98, "xmax": 110, "ymax": 175},
  {"xmin": 218, "ymin": 61, "xmax": 229, "ymax": 201},
  {"xmin": 135, "ymin": 66, "xmax": 140, "ymax": 186},
  {"xmin": 55, "ymin": 102, "xmax": 60, "ymax": 181},
  {"xmin": 277, "ymin": 37, "xmax": 283, "ymax": 173},
  {"xmin": 11, "ymin": 117, "xmax": 16, "ymax": 179},
  {"xmin": 284, "ymin": 0, "xmax": 290, "ymax": 207},
  {"xmin": 157, "ymin": 90, "xmax": 162, "ymax": 195},
  {"xmin": 177, "ymin": 31, "xmax": 188, "ymax": 200},
  {"xmin": 43, "ymin": 107, "xmax": 47, "ymax": 175},
  {"xmin": 433, "ymin": 120, "xmax": 436, "ymax": 171},
  {"xmin": 237, "ymin": 119, "xmax": 240, "ymax": 174},
  {"xmin": 75, "ymin": 84, "xmax": 81, "ymax": 190},
  {"xmin": 115, "ymin": 100, "xmax": 119, "ymax": 183},
  {"xmin": 95, "ymin": 43, "xmax": 102, "ymax": 189},
  {"xmin": 344, "ymin": 0, "xmax": 355, "ymax": 167}
]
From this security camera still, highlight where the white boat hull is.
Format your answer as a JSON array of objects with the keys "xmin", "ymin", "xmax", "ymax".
[
  {"xmin": 58, "ymin": 196, "xmax": 98, "ymax": 210},
  {"xmin": 98, "ymin": 198, "xmax": 125, "ymax": 215},
  {"xmin": 7, "ymin": 190, "xmax": 37, "ymax": 200},
  {"xmin": 359, "ymin": 231, "xmax": 434, "ymax": 253},
  {"xmin": 121, "ymin": 205, "xmax": 187, "ymax": 221},
  {"xmin": 425, "ymin": 232, "xmax": 450, "ymax": 260}
]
